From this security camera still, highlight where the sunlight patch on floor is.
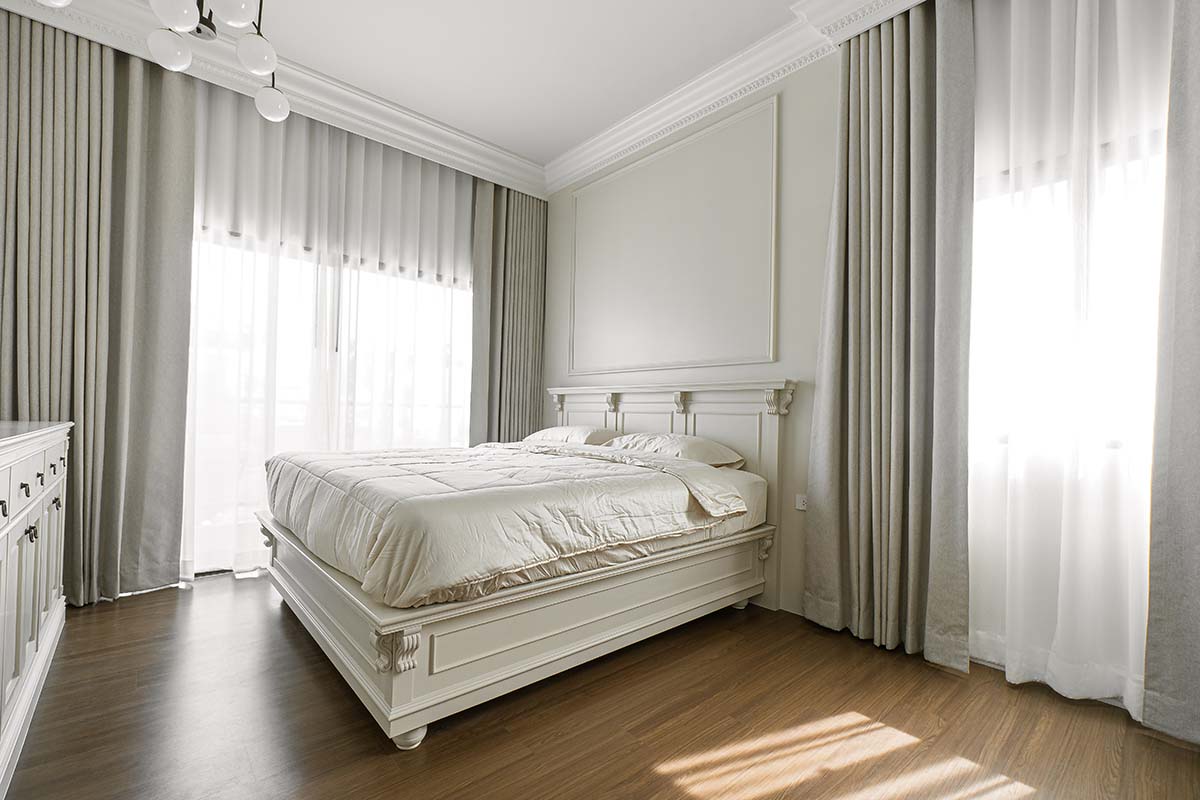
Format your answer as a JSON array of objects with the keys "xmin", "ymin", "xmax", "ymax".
[{"xmin": 655, "ymin": 712, "xmax": 1036, "ymax": 800}]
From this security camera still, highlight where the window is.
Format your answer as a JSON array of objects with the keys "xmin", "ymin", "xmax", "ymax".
[{"xmin": 182, "ymin": 242, "xmax": 471, "ymax": 575}]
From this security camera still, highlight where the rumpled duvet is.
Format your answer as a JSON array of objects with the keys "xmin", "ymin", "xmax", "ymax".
[{"xmin": 264, "ymin": 442, "xmax": 752, "ymax": 608}]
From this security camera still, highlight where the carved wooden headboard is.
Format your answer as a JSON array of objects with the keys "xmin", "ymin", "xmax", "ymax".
[{"xmin": 546, "ymin": 380, "xmax": 794, "ymax": 608}]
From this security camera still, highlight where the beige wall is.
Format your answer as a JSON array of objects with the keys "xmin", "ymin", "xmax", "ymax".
[{"xmin": 541, "ymin": 55, "xmax": 840, "ymax": 614}]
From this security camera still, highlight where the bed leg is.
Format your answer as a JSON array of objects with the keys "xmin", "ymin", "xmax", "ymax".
[
  {"xmin": 392, "ymin": 725, "xmax": 428, "ymax": 750},
  {"xmin": 731, "ymin": 599, "xmax": 749, "ymax": 610}
]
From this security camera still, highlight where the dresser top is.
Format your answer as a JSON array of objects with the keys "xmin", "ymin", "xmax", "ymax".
[{"xmin": 0, "ymin": 421, "xmax": 73, "ymax": 447}]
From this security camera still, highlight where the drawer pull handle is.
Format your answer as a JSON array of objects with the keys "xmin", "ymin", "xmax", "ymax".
[
  {"xmin": 25, "ymin": 525, "xmax": 37, "ymax": 542},
  {"xmin": 53, "ymin": 497, "xmax": 62, "ymax": 510},
  {"xmin": 60, "ymin": 456, "xmax": 66, "ymax": 466},
  {"xmin": 19, "ymin": 483, "xmax": 30, "ymax": 498},
  {"xmin": 50, "ymin": 463, "xmax": 57, "ymax": 475},
  {"xmin": 0, "ymin": 500, "xmax": 6, "ymax": 517},
  {"xmin": 36, "ymin": 472, "xmax": 44, "ymax": 486}
]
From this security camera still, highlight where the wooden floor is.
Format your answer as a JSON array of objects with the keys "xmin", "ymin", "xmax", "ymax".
[{"xmin": 9, "ymin": 576, "xmax": 1198, "ymax": 800}]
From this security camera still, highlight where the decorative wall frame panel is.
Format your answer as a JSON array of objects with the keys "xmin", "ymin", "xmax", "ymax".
[{"xmin": 568, "ymin": 98, "xmax": 779, "ymax": 376}]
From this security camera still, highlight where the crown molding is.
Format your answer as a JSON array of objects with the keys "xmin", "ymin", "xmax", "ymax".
[
  {"xmin": 6, "ymin": 0, "xmax": 925, "ymax": 199},
  {"xmin": 0, "ymin": 0, "xmax": 548, "ymax": 198},
  {"xmin": 544, "ymin": 20, "xmax": 833, "ymax": 195},
  {"xmin": 544, "ymin": 0, "xmax": 923, "ymax": 194},
  {"xmin": 798, "ymin": 0, "xmax": 924, "ymax": 41}
]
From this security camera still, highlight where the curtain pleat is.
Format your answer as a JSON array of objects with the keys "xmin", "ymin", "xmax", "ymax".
[
  {"xmin": 804, "ymin": 0, "xmax": 974, "ymax": 670},
  {"xmin": 194, "ymin": 82, "xmax": 473, "ymax": 287},
  {"xmin": 469, "ymin": 181, "xmax": 546, "ymax": 444},
  {"xmin": 0, "ymin": 10, "xmax": 195, "ymax": 605},
  {"xmin": 1144, "ymin": 0, "xmax": 1200, "ymax": 747}
]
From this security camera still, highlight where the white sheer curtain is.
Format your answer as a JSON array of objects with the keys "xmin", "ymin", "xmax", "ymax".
[
  {"xmin": 181, "ymin": 84, "xmax": 473, "ymax": 577},
  {"xmin": 968, "ymin": 0, "xmax": 1173, "ymax": 718}
]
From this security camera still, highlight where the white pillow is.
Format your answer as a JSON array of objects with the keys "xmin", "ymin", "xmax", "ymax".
[
  {"xmin": 523, "ymin": 426, "xmax": 621, "ymax": 445},
  {"xmin": 606, "ymin": 433, "xmax": 745, "ymax": 469}
]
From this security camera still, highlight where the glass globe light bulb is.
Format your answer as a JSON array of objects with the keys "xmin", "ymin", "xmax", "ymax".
[
  {"xmin": 237, "ymin": 34, "xmax": 278, "ymax": 77},
  {"xmin": 149, "ymin": 0, "xmax": 199, "ymax": 33},
  {"xmin": 146, "ymin": 29, "xmax": 193, "ymax": 72},
  {"xmin": 210, "ymin": 0, "xmax": 256, "ymax": 28},
  {"xmin": 255, "ymin": 85, "xmax": 290, "ymax": 122}
]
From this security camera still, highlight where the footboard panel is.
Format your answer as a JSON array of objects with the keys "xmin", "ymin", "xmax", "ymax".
[{"xmin": 260, "ymin": 514, "xmax": 773, "ymax": 745}]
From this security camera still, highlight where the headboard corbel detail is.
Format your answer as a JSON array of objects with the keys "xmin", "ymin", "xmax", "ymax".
[{"xmin": 765, "ymin": 386, "xmax": 794, "ymax": 416}]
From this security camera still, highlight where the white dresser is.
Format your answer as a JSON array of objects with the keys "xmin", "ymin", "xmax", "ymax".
[{"xmin": 0, "ymin": 422, "xmax": 70, "ymax": 796}]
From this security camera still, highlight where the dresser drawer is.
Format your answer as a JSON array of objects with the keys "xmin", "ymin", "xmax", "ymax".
[
  {"xmin": 44, "ymin": 441, "xmax": 67, "ymax": 482},
  {"xmin": 9, "ymin": 452, "xmax": 46, "ymax": 517}
]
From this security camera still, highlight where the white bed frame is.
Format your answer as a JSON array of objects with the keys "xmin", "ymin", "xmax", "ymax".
[{"xmin": 257, "ymin": 380, "xmax": 793, "ymax": 750}]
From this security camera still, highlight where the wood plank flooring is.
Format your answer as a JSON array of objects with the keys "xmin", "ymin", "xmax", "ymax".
[{"xmin": 9, "ymin": 574, "xmax": 1198, "ymax": 799}]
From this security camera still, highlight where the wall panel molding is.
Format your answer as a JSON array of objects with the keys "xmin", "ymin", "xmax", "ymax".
[{"xmin": 568, "ymin": 98, "xmax": 779, "ymax": 376}]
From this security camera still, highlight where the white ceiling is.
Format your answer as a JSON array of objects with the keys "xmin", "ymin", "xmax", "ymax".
[
  {"xmin": 5, "ymin": 0, "xmax": 902, "ymax": 195},
  {"xmin": 261, "ymin": 0, "xmax": 799, "ymax": 165}
]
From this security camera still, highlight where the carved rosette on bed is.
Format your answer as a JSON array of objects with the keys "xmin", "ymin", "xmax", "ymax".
[{"xmin": 372, "ymin": 628, "xmax": 421, "ymax": 674}]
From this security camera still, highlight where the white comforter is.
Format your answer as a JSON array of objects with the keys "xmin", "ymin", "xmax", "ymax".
[{"xmin": 264, "ymin": 442, "xmax": 752, "ymax": 608}]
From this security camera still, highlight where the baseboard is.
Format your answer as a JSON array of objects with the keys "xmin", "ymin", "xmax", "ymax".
[{"xmin": 0, "ymin": 601, "xmax": 65, "ymax": 799}]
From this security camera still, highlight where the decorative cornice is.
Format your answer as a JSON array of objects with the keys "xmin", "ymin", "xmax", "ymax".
[
  {"xmin": 544, "ymin": 0, "xmax": 922, "ymax": 194},
  {"xmin": 4, "ymin": 0, "xmax": 921, "ymax": 199},
  {"xmin": 817, "ymin": 0, "xmax": 919, "ymax": 39},
  {"xmin": 0, "ymin": 0, "xmax": 546, "ymax": 198},
  {"xmin": 544, "ymin": 20, "xmax": 834, "ymax": 194}
]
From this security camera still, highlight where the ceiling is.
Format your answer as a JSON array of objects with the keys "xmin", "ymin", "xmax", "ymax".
[
  {"xmin": 259, "ymin": 0, "xmax": 799, "ymax": 165},
  {"xmin": 5, "ymin": 0, "xmax": 902, "ymax": 195}
]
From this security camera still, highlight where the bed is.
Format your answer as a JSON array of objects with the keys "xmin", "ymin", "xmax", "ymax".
[{"xmin": 257, "ymin": 380, "xmax": 792, "ymax": 749}]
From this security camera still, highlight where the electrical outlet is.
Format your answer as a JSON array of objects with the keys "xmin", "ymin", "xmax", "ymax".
[{"xmin": 795, "ymin": 494, "xmax": 808, "ymax": 511}]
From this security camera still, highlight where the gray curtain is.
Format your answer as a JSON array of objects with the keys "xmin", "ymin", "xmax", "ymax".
[
  {"xmin": 1143, "ymin": 0, "xmax": 1200, "ymax": 746},
  {"xmin": 803, "ymin": 0, "xmax": 974, "ymax": 671},
  {"xmin": 470, "ymin": 180, "xmax": 547, "ymax": 444},
  {"xmin": 0, "ymin": 11, "xmax": 195, "ymax": 605}
]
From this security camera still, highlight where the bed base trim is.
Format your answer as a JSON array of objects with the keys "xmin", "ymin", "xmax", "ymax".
[{"xmin": 259, "ymin": 514, "xmax": 772, "ymax": 747}]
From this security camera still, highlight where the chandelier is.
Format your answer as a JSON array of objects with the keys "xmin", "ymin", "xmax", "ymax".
[{"xmin": 35, "ymin": 0, "xmax": 289, "ymax": 122}]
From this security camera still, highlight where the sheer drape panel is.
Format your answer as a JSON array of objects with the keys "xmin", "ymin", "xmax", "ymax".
[
  {"xmin": 1143, "ymin": 0, "xmax": 1200, "ymax": 746},
  {"xmin": 470, "ymin": 181, "xmax": 546, "ymax": 444},
  {"xmin": 968, "ymin": 0, "xmax": 1172, "ymax": 719},
  {"xmin": 803, "ymin": 0, "xmax": 975, "ymax": 670},
  {"xmin": 194, "ymin": 83, "xmax": 473, "ymax": 287},
  {"xmin": 0, "ymin": 10, "xmax": 195, "ymax": 604},
  {"xmin": 185, "ymin": 84, "xmax": 473, "ymax": 576}
]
